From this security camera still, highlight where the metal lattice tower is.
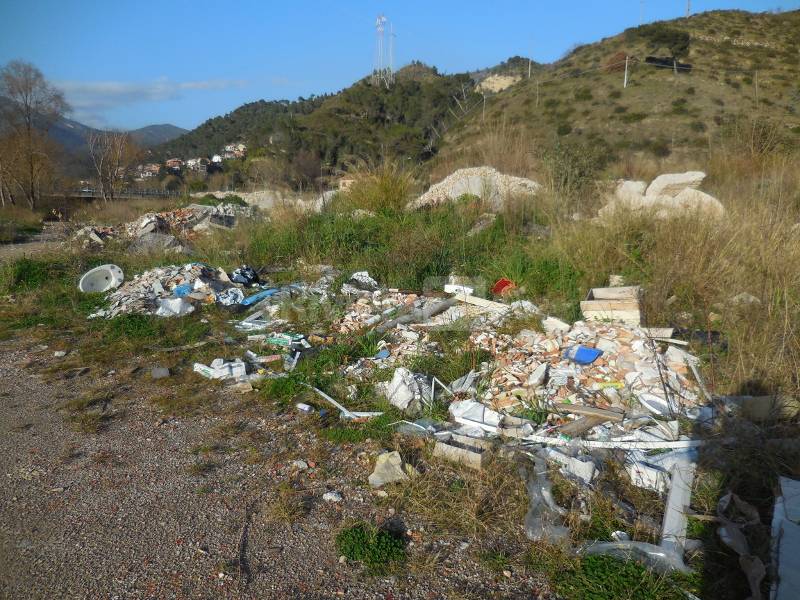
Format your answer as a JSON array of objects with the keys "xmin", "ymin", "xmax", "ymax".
[{"xmin": 371, "ymin": 14, "xmax": 394, "ymax": 87}]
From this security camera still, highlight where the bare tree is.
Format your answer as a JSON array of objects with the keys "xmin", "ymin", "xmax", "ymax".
[
  {"xmin": 87, "ymin": 131, "xmax": 139, "ymax": 202},
  {"xmin": 0, "ymin": 60, "xmax": 69, "ymax": 209}
]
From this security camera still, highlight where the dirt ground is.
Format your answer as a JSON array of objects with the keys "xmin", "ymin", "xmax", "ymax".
[{"xmin": 0, "ymin": 341, "xmax": 548, "ymax": 599}]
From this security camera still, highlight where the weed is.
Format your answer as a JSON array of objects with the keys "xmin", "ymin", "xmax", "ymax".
[
  {"xmin": 553, "ymin": 554, "xmax": 686, "ymax": 600},
  {"xmin": 265, "ymin": 481, "xmax": 307, "ymax": 523},
  {"xmin": 336, "ymin": 522, "xmax": 406, "ymax": 575},
  {"xmin": 7, "ymin": 258, "xmax": 53, "ymax": 290},
  {"xmin": 186, "ymin": 461, "xmax": 218, "ymax": 476},
  {"xmin": 320, "ymin": 411, "xmax": 399, "ymax": 444},
  {"xmin": 68, "ymin": 412, "xmax": 110, "ymax": 434}
]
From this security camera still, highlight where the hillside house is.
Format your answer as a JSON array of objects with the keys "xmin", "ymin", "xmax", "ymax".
[
  {"xmin": 165, "ymin": 158, "xmax": 183, "ymax": 172},
  {"xmin": 186, "ymin": 157, "xmax": 209, "ymax": 173},
  {"xmin": 222, "ymin": 143, "xmax": 247, "ymax": 159},
  {"xmin": 134, "ymin": 163, "xmax": 160, "ymax": 180}
]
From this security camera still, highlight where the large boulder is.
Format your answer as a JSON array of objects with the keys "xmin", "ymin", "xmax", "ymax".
[
  {"xmin": 599, "ymin": 172, "xmax": 723, "ymax": 220},
  {"xmin": 614, "ymin": 180, "xmax": 647, "ymax": 205},
  {"xmin": 408, "ymin": 166, "xmax": 541, "ymax": 211},
  {"xmin": 645, "ymin": 171, "xmax": 706, "ymax": 198},
  {"xmin": 655, "ymin": 188, "xmax": 725, "ymax": 219}
]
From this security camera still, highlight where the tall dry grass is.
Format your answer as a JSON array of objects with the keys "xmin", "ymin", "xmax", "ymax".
[{"xmin": 339, "ymin": 159, "xmax": 417, "ymax": 213}]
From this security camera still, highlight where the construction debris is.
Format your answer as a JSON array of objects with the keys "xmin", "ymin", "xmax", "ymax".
[
  {"xmin": 87, "ymin": 263, "xmax": 235, "ymax": 318},
  {"xmin": 580, "ymin": 286, "xmax": 642, "ymax": 326},
  {"xmin": 368, "ymin": 451, "xmax": 416, "ymax": 488}
]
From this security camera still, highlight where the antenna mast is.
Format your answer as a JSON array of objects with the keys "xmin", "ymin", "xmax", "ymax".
[{"xmin": 372, "ymin": 15, "xmax": 394, "ymax": 88}]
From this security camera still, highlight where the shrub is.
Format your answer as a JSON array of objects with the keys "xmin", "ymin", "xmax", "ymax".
[
  {"xmin": 574, "ymin": 87, "xmax": 593, "ymax": 101},
  {"xmin": 556, "ymin": 123, "xmax": 573, "ymax": 136},
  {"xmin": 629, "ymin": 23, "xmax": 691, "ymax": 57},
  {"xmin": 671, "ymin": 98, "xmax": 689, "ymax": 115},
  {"xmin": 341, "ymin": 159, "xmax": 414, "ymax": 213},
  {"xmin": 336, "ymin": 523, "xmax": 406, "ymax": 574},
  {"xmin": 541, "ymin": 140, "xmax": 611, "ymax": 200},
  {"xmin": 621, "ymin": 112, "xmax": 647, "ymax": 123}
]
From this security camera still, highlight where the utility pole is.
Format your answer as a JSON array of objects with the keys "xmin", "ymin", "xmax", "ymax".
[
  {"xmin": 686, "ymin": 0, "xmax": 691, "ymax": 17},
  {"xmin": 623, "ymin": 55, "xmax": 629, "ymax": 88},
  {"xmin": 536, "ymin": 79, "xmax": 540, "ymax": 106},
  {"xmin": 754, "ymin": 70, "xmax": 759, "ymax": 110},
  {"xmin": 528, "ymin": 58, "xmax": 531, "ymax": 79},
  {"xmin": 639, "ymin": 0, "xmax": 644, "ymax": 25}
]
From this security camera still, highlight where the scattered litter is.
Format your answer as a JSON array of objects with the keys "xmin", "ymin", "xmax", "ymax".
[
  {"xmin": 230, "ymin": 265, "xmax": 259, "ymax": 287},
  {"xmin": 193, "ymin": 358, "xmax": 247, "ymax": 381},
  {"xmin": 491, "ymin": 277, "xmax": 516, "ymax": 296},
  {"xmin": 302, "ymin": 384, "xmax": 382, "ymax": 421},
  {"xmin": 771, "ymin": 477, "xmax": 800, "ymax": 600}
]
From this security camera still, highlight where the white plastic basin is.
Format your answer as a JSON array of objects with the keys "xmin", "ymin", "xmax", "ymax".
[{"xmin": 78, "ymin": 264, "xmax": 124, "ymax": 293}]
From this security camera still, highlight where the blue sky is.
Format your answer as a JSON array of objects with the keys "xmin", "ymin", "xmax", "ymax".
[{"xmin": 0, "ymin": 0, "xmax": 795, "ymax": 130}]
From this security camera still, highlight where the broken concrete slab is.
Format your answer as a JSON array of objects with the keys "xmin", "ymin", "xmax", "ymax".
[
  {"xmin": 433, "ymin": 434, "xmax": 494, "ymax": 470},
  {"xmin": 128, "ymin": 232, "xmax": 186, "ymax": 254},
  {"xmin": 368, "ymin": 451, "xmax": 415, "ymax": 488}
]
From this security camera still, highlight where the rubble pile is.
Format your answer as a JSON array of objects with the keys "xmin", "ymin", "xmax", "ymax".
[
  {"xmin": 73, "ymin": 225, "xmax": 117, "ymax": 248},
  {"xmin": 408, "ymin": 166, "xmax": 541, "ymax": 211},
  {"xmin": 471, "ymin": 320, "xmax": 699, "ymax": 416},
  {"xmin": 88, "ymin": 263, "xmax": 236, "ymax": 319},
  {"xmin": 71, "ymin": 202, "xmax": 256, "ymax": 249}
]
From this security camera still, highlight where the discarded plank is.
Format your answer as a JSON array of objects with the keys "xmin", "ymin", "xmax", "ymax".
[
  {"xmin": 451, "ymin": 293, "xmax": 509, "ymax": 312},
  {"xmin": 552, "ymin": 403, "xmax": 625, "ymax": 422},
  {"xmin": 558, "ymin": 415, "xmax": 609, "ymax": 437}
]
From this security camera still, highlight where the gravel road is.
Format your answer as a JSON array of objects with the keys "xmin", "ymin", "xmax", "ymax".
[{"xmin": 0, "ymin": 343, "xmax": 549, "ymax": 599}]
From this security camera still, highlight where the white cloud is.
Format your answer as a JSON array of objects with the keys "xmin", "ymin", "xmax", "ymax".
[{"xmin": 54, "ymin": 77, "xmax": 247, "ymax": 126}]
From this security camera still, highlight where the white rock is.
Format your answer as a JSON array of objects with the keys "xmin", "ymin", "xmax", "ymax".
[
  {"xmin": 614, "ymin": 180, "xmax": 646, "ymax": 203},
  {"xmin": 408, "ymin": 167, "xmax": 540, "ymax": 211},
  {"xmin": 645, "ymin": 171, "xmax": 706, "ymax": 198},
  {"xmin": 662, "ymin": 188, "xmax": 725, "ymax": 218},
  {"xmin": 323, "ymin": 491, "xmax": 342, "ymax": 502}
]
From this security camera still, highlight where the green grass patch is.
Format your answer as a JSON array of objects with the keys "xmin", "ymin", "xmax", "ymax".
[
  {"xmin": 554, "ymin": 554, "xmax": 687, "ymax": 600},
  {"xmin": 336, "ymin": 522, "xmax": 406, "ymax": 575}
]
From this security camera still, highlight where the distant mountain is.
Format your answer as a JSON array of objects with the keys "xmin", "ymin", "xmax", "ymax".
[
  {"xmin": 129, "ymin": 124, "xmax": 188, "ymax": 147},
  {"xmin": 0, "ymin": 98, "xmax": 186, "ymax": 152}
]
